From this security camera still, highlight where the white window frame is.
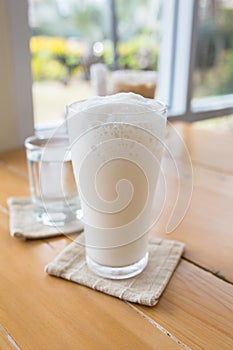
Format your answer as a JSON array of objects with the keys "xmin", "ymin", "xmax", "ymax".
[{"xmin": 158, "ymin": 0, "xmax": 233, "ymax": 122}]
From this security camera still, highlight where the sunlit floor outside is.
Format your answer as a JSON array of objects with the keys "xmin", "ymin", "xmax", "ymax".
[
  {"xmin": 32, "ymin": 78, "xmax": 95, "ymax": 126},
  {"xmin": 195, "ymin": 115, "xmax": 233, "ymax": 131}
]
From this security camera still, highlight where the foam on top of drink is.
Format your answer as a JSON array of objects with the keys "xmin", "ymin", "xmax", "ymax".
[
  {"xmin": 68, "ymin": 93, "xmax": 167, "ymax": 151},
  {"xmin": 71, "ymin": 93, "xmax": 166, "ymax": 116}
]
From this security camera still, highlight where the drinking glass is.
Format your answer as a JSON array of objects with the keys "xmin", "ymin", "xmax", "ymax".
[
  {"xmin": 67, "ymin": 95, "xmax": 167, "ymax": 279},
  {"xmin": 25, "ymin": 135, "xmax": 81, "ymax": 226}
]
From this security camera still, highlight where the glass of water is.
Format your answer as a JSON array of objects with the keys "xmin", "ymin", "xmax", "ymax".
[{"xmin": 25, "ymin": 135, "xmax": 81, "ymax": 226}]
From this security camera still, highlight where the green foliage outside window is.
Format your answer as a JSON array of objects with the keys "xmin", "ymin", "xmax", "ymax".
[{"xmin": 30, "ymin": 35, "xmax": 159, "ymax": 82}]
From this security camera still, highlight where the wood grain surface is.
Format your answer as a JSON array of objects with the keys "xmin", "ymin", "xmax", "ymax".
[
  {"xmin": 0, "ymin": 324, "xmax": 20, "ymax": 350},
  {"xmin": 0, "ymin": 122, "xmax": 233, "ymax": 349},
  {"xmin": 137, "ymin": 260, "xmax": 233, "ymax": 350},
  {"xmin": 151, "ymin": 156, "xmax": 233, "ymax": 282},
  {"xmin": 166, "ymin": 122, "xmax": 233, "ymax": 174},
  {"xmin": 0, "ymin": 212, "xmax": 182, "ymax": 350}
]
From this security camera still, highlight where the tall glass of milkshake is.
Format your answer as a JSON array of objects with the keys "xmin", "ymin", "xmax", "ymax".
[{"xmin": 67, "ymin": 93, "xmax": 167, "ymax": 279}]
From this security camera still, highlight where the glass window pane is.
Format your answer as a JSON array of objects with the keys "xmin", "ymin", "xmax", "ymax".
[
  {"xmin": 116, "ymin": 0, "xmax": 162, "ymax": 71},
  {"xmin": 29, "ymin": 0, "xmax": 111, "ymax": 127},
  {"xmin": 193, "ymin": 0, "xmax": 233, "ymax": 99},
  {"xmin": 28, "ymin": 0, "xmax": 163, "ymax": 128}
]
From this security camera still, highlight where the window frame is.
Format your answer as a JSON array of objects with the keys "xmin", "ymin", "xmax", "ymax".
[{"xmin": 158, "ymin": 0, "xmax": 233, "ymax": 122}]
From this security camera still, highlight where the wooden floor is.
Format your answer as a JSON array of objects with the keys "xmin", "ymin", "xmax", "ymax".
[{"xmin": 0, "ymin": 122, "xmax": 233, "ymax": 350}]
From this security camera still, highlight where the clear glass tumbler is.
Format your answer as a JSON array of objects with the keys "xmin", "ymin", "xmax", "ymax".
[
  {"xmin": 67, "ymin": 94, "xmax": 167, "ymax": 279},
  {"xmin": 25, "ymin": 135, "xmax": 81, "ymax": 226}
]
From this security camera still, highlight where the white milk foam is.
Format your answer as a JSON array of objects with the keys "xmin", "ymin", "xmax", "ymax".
[{"xmin": 68, "ymin": 93, "xmax": 166, "ymax": 267}]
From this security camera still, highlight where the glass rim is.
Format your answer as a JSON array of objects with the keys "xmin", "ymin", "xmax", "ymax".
[
  {"xmin": 67, "ymin": 96, "xmax": 167, "ymax": 116},
  {"xmin": 24, "ymin": 135, "xmax": 69, "ymax": 150}
]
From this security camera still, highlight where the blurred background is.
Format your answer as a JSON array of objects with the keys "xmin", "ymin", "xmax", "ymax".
[
  {"xmin": 29, "ymin": 0, "xmax": 162, "ymax": 126},
  {"xmin": 28, "ymin": 0, "xmax": 233, "ymax": 128}
]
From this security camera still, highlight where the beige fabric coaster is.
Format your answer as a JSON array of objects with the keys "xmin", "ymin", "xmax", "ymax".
[
  {"xmin": 8, "ymin": 197, "xmax": 84, "ymax": 240},
  {"xmin": 45, "ymin": 234, "xmax": 185, "ymax": 306}
]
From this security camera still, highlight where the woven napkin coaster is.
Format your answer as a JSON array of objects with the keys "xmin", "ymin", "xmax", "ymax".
[
  {"xmin": 8, "ymin": 197, "xmax": 84, "ymax": 240},
  {"xmin": 45, "ymin": 234, "xmax": 185, "ymax": 306}
]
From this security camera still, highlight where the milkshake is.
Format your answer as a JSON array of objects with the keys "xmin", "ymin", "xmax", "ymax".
[{"xmin": 67, "ymin": 93, "xmax": 167, "ymax": 279}]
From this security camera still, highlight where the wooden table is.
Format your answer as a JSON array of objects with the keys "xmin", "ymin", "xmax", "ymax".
[{"xmin": 0, "ymin": 122, "xmax": 232, "ymax": 350}]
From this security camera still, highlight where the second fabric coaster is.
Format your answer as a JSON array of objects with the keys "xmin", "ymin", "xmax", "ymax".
[
  {"xmin": 45, "ymin": 234, "xmax": 185, "ymax": 306},
  {"xmin": 8, "ymin": 197, "xmax": 84, "ymax": 240}
]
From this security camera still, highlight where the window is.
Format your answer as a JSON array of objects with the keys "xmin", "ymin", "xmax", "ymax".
[
  {"xmin": 158, "ymin": 0, "xmax": 233, "ymax": 121},
  {"xmin": 29, "ymin": 0, "xmax": 110, "ymax": 128},
  {"xmin": 28, "ymin": 0, "xmax": 233, "ymax": 128},
  {"xmin": 2, "ymin": 0, "xmax": 233, "ymax": 151},
  {"xmin": 28, "ymin": 0, "xmax": 163, "ymax": 129},
  {"xmin": 193, "ymin": 0, "xmax": 233, "ymax": 99},
  {"xmin": 191, "ymin": 0, "xmax": 233, "ymax": 119}
]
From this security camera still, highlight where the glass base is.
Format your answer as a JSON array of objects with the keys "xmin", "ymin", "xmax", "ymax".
[
  {"xmin": 32, "ymin": 194, "xmax": 82, "ymax": 227},
  {"xmin": 86, "ymin": 252, "xmax": 149, "ymax": 280},
  {"xmin": 35, "ymin": 209, "xmax": 83, "ymax": 227}
]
